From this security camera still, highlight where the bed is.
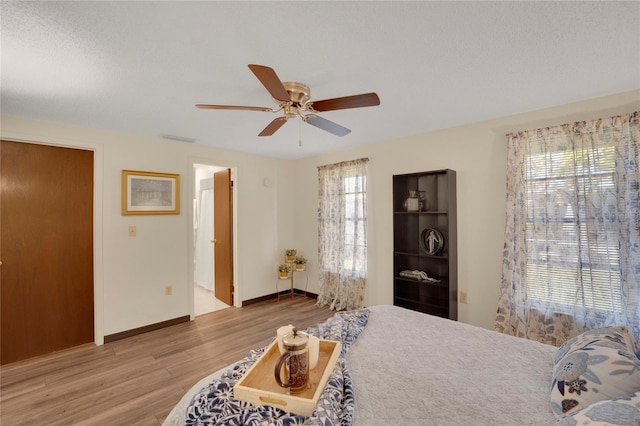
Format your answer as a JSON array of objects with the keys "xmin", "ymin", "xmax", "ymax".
[{"xmin": 164, "ymin": 305, "xmax": 640, "ymax": 425}]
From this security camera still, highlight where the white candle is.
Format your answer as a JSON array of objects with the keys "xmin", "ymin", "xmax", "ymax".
[{"xmin": 308, "ymin": 335, "xmax": 320, "ymax": 370}]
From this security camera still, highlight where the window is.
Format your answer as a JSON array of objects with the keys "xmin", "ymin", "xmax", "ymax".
[
  {"xmin": 316, "ymin": 158, "xmax": 368, "ymax": 310},
  {"xmin": 495, "ymin": 112, "xmax": 639, "ymax": 346},
  {"xmin": 524, "ymin": 146, "xmax": 622, "ymax": 313},
  {"xmin": 342, "ymin": 175, "xmax": 367, "ymax": 274}
]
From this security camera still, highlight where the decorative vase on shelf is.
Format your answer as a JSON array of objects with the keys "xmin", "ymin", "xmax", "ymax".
[
  {"xmin": 404, "ymin": 190, "xmax": 422, "ymax": 212},
  {"xmin": 418, "ymin": 190, "xmax": 427, "ymax": 211}
]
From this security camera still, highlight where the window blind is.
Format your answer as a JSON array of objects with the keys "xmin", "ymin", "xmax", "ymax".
[{"xmin": 524, "ymin": 145, "xmax": 623, "ymax": 312}]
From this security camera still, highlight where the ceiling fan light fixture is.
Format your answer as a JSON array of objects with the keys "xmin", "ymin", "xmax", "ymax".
[
  {"xmin": 281, "ymin": 81, "xmax": 311, "ymax": 106},
  {"xmin": 283, "ymin": 104, "xmax": 299, "ymax": 119},
  {"xmin": 196, "ymin": 64, "xmax": 379, "ymax": 138}
]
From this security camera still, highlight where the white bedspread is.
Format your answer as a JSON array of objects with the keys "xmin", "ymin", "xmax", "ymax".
[
  {"xmin": 350, "ymin": 305, "xmax": 556, "ymax": 425},
  {"xmin": 165, "ymin": 305, "xmax": 556, "ymax": 425}
]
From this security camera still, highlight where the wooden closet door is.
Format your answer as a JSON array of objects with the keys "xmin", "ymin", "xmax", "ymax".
[{"xmin": 1, "ymin": 141, "xmax": 94, "ymax": 364}]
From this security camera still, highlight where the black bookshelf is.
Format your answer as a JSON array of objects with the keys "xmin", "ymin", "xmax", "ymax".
[{"xmin": 392, "ymin": 169, "xmax": 457, "ymax": 320}]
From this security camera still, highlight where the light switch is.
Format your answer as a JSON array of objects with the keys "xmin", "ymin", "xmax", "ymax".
[{"xmin": 128, "ymin": 225, "xmax": 136, "ymax": 237}]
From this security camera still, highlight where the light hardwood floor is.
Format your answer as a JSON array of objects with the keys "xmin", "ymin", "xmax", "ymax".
[{"xmin": 0, "ymin": 296, "xmax": 334, "ymax": 425}]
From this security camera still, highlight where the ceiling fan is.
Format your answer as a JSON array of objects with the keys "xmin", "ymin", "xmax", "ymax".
[{"xmin": 196, "ymin": 64, "xmax": 380, "ymax": 137}]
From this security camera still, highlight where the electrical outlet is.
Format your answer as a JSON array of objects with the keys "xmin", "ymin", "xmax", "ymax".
[
  {"xmin": 165, "ymin": 285, "xmax": 172, "ymax": 296},
  {"xmin": 459, "ymin": 291, "xmax": 468, "ymax": 304},
  {"xmin": 128, "ymin": 225, "xmax": 136, "ymax": 237}
]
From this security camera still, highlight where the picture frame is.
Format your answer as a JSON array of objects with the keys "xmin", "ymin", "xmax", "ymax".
[{"xmin": 122, "ymin": 170, "xmax": 180, "ymax": 215}]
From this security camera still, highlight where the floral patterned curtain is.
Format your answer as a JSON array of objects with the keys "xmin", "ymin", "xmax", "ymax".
[
  {"xmin": 316, "ymin": 158, "xmax": 368, "ymax": 311},
  {"xmin": 495, "ymin": 112, "xmax": 640, "ymax": 347}
]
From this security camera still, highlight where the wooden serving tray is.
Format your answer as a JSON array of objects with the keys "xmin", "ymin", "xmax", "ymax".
[{"xmin": 234, "ymin": 338, "xmax": 341, "ymax": 416}]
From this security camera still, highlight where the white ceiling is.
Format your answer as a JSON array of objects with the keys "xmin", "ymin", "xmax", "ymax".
[{"xmin": 2, "ymin": 1, "xmax": 639, "ymax": 160}]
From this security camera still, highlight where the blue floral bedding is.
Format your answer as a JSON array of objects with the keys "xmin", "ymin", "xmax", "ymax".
[{"xmin": 184, "ymin": 309, "xmax": 370, "ymax": 426}]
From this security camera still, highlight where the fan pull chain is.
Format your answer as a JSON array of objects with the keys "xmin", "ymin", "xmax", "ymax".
[{"xmin": 298, "ymin": 118, "xmax": 302, "ymax": 147}]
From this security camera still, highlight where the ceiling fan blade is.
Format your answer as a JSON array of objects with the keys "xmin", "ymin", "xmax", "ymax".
[
  {"xmin": 248, "ymin": 64, "xmax": 291, "ymax": 103},
  {"xmin": 196, "ymin": 104, "xmax": 273, "ymax": 112},
  {"xmin": 308, "ymin": 92, "xmax": 380, "ymax": 112},
  {"xmin": 258, "ymin": 117, "xmax": 288, "ymax": 136},
  {"xmin": 305, "ymin": 115, "xmax": 351, "ymax": 137}
]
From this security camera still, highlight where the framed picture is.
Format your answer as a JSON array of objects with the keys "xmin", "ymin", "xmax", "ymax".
[{"xmin": 122, "ymin": 170, "xmax": 180, "ymax": 215}]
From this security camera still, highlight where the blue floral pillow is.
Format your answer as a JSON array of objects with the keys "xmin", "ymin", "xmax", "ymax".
[
  {"xmin": 553, "ymin": 326, "xmax": 633, "ymax": 364},
  {"xmin": 554, "ymin": 392, "xmax": 640, "ymax": 425},
  {"xmin": 550, "ymin": 327, "xmax": 640, "ymax": 418}
]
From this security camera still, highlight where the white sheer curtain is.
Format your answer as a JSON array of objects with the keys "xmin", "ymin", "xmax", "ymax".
[
  {"xmin": 316, "ymin": 158, "xmax": 368, "ymax": 311},
  {"xmin": 495, "ymin": 112, "xmax": 640, "ymax": 346}
]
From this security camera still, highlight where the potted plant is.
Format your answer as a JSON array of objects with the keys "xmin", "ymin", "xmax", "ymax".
[
  {"xmin": 278, "ymin": 263, "xmax": 292, "ymax": 278},
  {"xmin": 285, "ymin": 249, "xmax": 297, "ymax": 262},
  {"xmin": 294, "ymin": 255, "xmax": 307, "ymax": 271}
]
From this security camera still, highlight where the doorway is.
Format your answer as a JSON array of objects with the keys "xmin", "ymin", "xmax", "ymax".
[{"xmin": 193, "ymin": 163, "xmax": 235, "ymax": 315}]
